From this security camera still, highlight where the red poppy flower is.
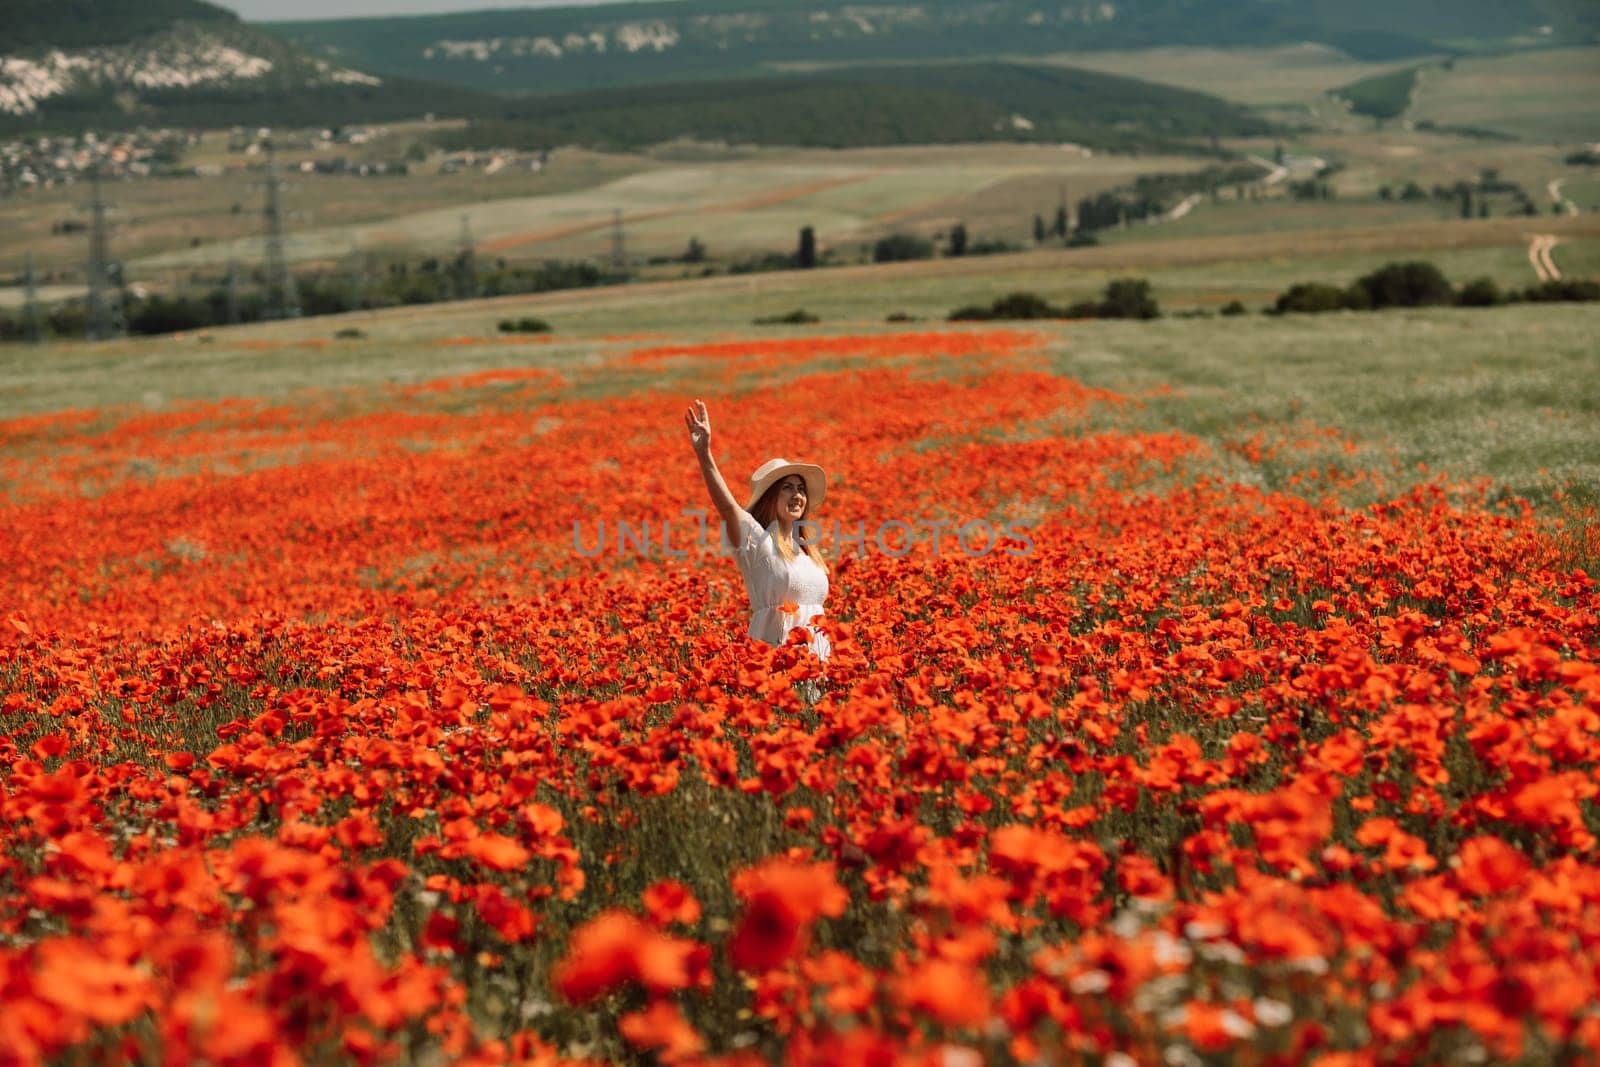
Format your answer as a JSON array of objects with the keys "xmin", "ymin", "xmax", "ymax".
[
  {"xmin": 553, "ymin": 910, "xmax": 699, "ymax": 1004},
  {"xmin": 729, "ymin": 859, "xmax": 847, "ymax": 972}
]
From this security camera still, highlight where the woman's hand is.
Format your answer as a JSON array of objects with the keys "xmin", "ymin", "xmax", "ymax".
[
  {"xmin": 683, "ymin": 398, "xmax": 712, "ymax": 455},
  {"xmin": 686, "ymin": 398, "xmax": 740, "ymax": 540}
]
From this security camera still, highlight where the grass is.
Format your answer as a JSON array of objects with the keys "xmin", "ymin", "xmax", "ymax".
[
  {"xmin": 1039, "ymin": 308, "xmax": 1600, "ymax": 504},
  {"xmin": 1406, "ymin": 47, "xmax": 1600, "ymax": 143}
]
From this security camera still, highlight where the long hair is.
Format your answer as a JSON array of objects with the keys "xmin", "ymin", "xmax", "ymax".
[{"xmin": 749, "ymin": 482, "xmax": 829, "ymax": 575}]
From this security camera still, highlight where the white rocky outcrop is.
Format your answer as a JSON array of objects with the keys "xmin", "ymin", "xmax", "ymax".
[{"xmin": 0, "ymin": 28, "xmax": 379, "ymax": 116}]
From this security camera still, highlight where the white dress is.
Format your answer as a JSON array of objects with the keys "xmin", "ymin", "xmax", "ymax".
[{"xmin": 733, "ymin": 511, "xmax": 831, "ymax": 662}]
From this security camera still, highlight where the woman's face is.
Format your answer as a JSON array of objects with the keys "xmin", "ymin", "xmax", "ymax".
[{"xmin": 775, "ymin": 475, "xmax": 808, "ymax": 519}]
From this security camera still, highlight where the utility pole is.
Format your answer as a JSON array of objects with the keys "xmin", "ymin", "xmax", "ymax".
[
  {"xmin": 609, "ymin": 208, "xmax": 628, "ymax": 277},
  {"xmin": 455, "ymin": 213, "xmax": 477, "ymax": 299},
  {"xmin": 23, "ymin": 251, "xmax": 43, "ymax": 344},
  {"xmin": 83, "ymin": 164, "xmax": 124, "ymax": 341},
  {"xmin": 259, "ymin": 139, "xmax": 301, "ymax": 320}
]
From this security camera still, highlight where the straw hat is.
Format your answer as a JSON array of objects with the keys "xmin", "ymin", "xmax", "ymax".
[{"xmin": 745, "ymin": 457, "xmax": 826, "ymax": 512}]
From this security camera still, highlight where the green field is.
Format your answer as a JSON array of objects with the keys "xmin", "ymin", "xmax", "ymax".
[
  {"xmin": 1561, "ymin": 176, "xmax": 1600, "ymax": 212},
  {"xmin": 1407, "ymin": 47, "xmax": 1600, "ymax": 143},
  {"xmin": 46, "ymin": 145, "xmax": 1203, "ymax": 277},
  {"xmin": 1096, "ymin": 199, "xmax": 1452, "ymax": 243},
  {"xmin": 7, "ymin": 125, "xmax": 1578, "ymax": 294},
  {"xmin": 1551, "ymin": 237, "xmax": 1600, "ymax": 280},
  {"xmin": 1299, "ymin": 128, "xmax": 1573, "ymax": 201},
  {"xmin": 0, "ymin": 141, "xmax": 652, "ymax": 281}
]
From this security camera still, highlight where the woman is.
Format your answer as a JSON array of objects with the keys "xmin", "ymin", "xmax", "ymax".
[{"xmin": 683, "ymin": 398, "xmax": 831, "ymax": 669}]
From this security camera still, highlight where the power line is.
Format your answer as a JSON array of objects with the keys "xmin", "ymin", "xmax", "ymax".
[
  {"xmin": 83, "ymin": 164, "xmax": 125, "ymax": 341},
  {"xmin": 259, "ymin": 139, "xmax": 301, "ymax": 320}
]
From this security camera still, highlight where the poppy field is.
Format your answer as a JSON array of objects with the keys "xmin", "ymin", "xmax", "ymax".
[{"xmin": 1, "ymin": 324, "xmax": 1598, "ymax": 1066}]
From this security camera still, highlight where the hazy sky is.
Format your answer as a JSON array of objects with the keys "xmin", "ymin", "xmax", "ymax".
[{"xmin": 218, "ymin": 0, "xmax": 645, "ymax": 21}]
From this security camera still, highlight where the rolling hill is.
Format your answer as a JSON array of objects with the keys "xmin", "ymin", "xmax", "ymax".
[
  {"xmin": 269, "ymin": 0, "xmax": 1600, "ymax": 97},
  {"xmin": 0, "ymin": 0, "xmax": 491, "ymax": 133},
  {"xmin": 436, "ymin": 61, "xmax": 1273, "ymax": 153}
]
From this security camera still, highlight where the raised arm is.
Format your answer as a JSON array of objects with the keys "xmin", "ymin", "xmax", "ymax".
[{"xmin": 683, "ymin": 398, "xmax": 746, "ymax": 549}]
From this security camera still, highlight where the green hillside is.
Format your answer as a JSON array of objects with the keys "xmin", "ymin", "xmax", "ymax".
[
  {"xmin": 270, "ymin": 0, "xmax": 1600, "ymax": 96},
  {"xmin": 0, "ymin": 0, "xmax": 237, "ymax": 51},
  {"xmin": 1333, "ymin": 66, "xmax": 1423, "ymax": 120},
  {"xmin": 433, "ymin": 62, "xmax": 1271, "ymax": 153}
]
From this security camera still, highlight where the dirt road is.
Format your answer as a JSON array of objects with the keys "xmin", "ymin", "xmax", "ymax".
[{"xmin": 1528, "ymin": 233, "xmax": 1562, "ymax": 282}]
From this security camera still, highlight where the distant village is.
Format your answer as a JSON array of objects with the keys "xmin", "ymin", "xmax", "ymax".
[{"xmin": 0, "ymin": 124, "xmax": 549, "ymax": 197}]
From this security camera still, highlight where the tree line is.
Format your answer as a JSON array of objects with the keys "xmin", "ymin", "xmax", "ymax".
[{"xmin": 0, "ymin": 257, "xmax": 618, "ymax": 342}]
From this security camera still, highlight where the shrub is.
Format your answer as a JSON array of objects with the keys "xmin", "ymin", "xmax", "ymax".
[
  {"xmin": 1343, "ymin": 285, "xmax": 1375, "ymax": 311},
  {"xmin": 1354, "ymin": 261, "xmax": 1453, "ymax": 309},
  {"xmin": 753, "ymin": 309, "xmax": 819, "ymax": 325},
  {"xmin": 1522, "ymin": 279, "xmax": 1600, "ymax": 303},
  {"xmin": 1097, "ymin": 278, "xmax": 1160, "ymax": 320},
  {"xmin": 124, "ymin": 294, "xmax": 215, "ymax": 335},
  {"xmin": 1066, "ymin": 230, "xmax": 1100, "ymax": 248},
  {"xmin": 872, "ymin": 233, "xmax": 935, "ymax": 263},
  {"xmin": 1273, "ymin": 282, "xmax": 1359, "ymax": 315},
  {"xmin": 968, "ymin": 237, "xmax": 1020, "ymax": 256},
  {"xmin": 1219, "ymin": 300, "xmax": 1248, "ymax": 316},
  {"xmin": 885, "ymin": 311, "xmax": 915, "ymax": 322},
  {"xmin": 334, "ymin": 327, "xmax": 366, "ymax": 339},
  {"xmin": 1456, "ymin": 278, "xmax": 1503, "ymax": 308},
  {"xmin": 947, "ymin": 281, "xmax": 1159, "ymax": 322},
  {"xmin": 988, "ymin": 292, "xmax": 1065, "ymax": 319},
  {"xmin": 728, "ymin": 251, "xmax": 798, "ymax": 275},
  {"xmin": 498, "ymin": 317, "xmax": 551, "ymax": 333},
  {"xmin": 948, "ymin": 293, "xmax": 1064, "ymax": 322}
]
